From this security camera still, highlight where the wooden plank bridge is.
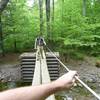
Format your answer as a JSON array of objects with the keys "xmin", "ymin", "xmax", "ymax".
[{"xmin": 20, "ymin": 47, "xmax": 59, "ymax": 100}]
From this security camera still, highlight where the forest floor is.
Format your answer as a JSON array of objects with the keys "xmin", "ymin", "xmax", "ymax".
[
  {"xmin": 0, "ymin": 53, "xmax": 100, "ymax": 100},
  {"xmin": 0, "ymin": 53, "xmax": 20, "ymax": 65}
]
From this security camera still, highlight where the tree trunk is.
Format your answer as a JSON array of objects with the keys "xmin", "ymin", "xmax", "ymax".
[
  {"xmin": 50, "ymin": 0, "xmax": 54, "ymax": 39},
  {"xmin": 52, "ymin": 0, "xmax": 54, "ymax": 22},
  {"xmin": 39, "ymin": 0, "xmax": 43, "ymax": 36},
  {"xmin": 45, "ymin": 0, "xmax": 50, "ymax": 38},
  {"xmin": 14, "ymin": 39, "xmax": 17, "ymax": 53},
  {"xmin": 62, "ymin": 0, "xmax": 64, "ymax": 22},
  {"xmin": 0, "ymin": 14, "xmax": 4, "ymax": 56},
  {"xmin": 83, "ymin": 0, "xmax": 86, "ymax": 16},
  {"xmin": 0, "ymin": 0, "xmax": 9, "ymax": 56}
]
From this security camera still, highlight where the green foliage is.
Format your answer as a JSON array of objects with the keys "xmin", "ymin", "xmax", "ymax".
[
  {"xmin": 2, "ymin": 0, "xmax": 39, "ymax": 52},
  {"xmin": 51, "ymin": 0, "xmax": 100, "ymax": 58},
  {"xmin": 0, "ymin": 83, "xmax": 8, "ymax": 91},
  {"xmin": 0, "ymin": 0, "xmax": 100, "ymax": 58},
  {"xmin": 55, "ymin": 95, "xmax": 63, "ymax": 100}
]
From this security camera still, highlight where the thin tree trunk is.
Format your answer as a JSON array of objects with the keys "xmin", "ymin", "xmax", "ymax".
[
  {"xmin": 51, "ymin": 0, "xmax": 54, "ymax": 39},
  {"xmin": 62, "ymin": 0, "xmax": 64, "ymax": 22},
  {"xmin": 14, "ymin": 39, "xmax": 17, "ymax": 52},
  {"xmin": 0, "ymin": 0, "xmax": 9, "ymax": 56},
  {"xmin": 0, "ymin": 14, "xmax": 4, "ymax": 56},
  {"xmin": 39, "ymin": 0, "xmax": 43, "ymax": 36},
  {"xmin": 52, "ymin": 0, "xmax": 54, "ymax": 22},
  {"xmin": 83, "ymin": 0, "xmax": 86, "ymax": 16},
  {"xmin": 45, "ymin": 0, "xmax": 50, "ymax": 38}
]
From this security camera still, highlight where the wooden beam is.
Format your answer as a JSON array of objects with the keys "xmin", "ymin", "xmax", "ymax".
[
  {"xmin": 41, "ymin": 50, "xmax": 56, "ymax": 100},
  {"xmin": 32, "ymin": 52, "xmax": 41, "ymax": 86},
  {"xmin": 32, "ymin": 47, "xmax": 56, "ymax": 100}
]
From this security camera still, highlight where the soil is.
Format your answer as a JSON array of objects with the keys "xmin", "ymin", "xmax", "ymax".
[{"xmin": 0, "ymin": 53, "xmax": 20, "ymax": 65}]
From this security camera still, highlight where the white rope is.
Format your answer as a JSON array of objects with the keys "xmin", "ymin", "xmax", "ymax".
[{"xmin": 45, "ymin": 45, "xmax": 100, "ymax": 100}]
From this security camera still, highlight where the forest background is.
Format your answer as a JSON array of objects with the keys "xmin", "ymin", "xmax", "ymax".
[{"xmin": 0, "ymin": 0, "xmax": 100, "ymax": 60}]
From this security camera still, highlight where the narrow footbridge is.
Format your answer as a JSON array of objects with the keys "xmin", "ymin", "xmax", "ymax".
[
  {"xmin": 20, "ymin": 47, "xmax": 59, "ymax": 100},
  {"xmin": 20, "ymin": 45, "xmax": 100, "ymax": 100}
]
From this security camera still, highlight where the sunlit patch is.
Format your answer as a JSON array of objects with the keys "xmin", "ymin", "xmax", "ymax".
[
  {"xmin": 27, "ymin": 0, "xmax": 34, "ymax": 7},
  {"xmin": 91, "ymin": 0, "xmax": 94, "ymax": 5}
]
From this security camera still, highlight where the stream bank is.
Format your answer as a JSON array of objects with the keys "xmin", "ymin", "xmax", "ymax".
[{"xmin": 0, "ymin": 54, "xmax": 100, "ymax": 99}]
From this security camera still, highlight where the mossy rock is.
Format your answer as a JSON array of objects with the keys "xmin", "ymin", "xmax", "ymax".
[{"xmin": 95, "ymin": 61, "xmax": 100, "ymax": 68}]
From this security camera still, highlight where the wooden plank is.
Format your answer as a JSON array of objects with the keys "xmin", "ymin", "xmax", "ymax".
[
  {"xmin": 31, "ymin": 47, "xmax": 56, "ymax": 99},
  {"xmin": 32, "ymin": 60, "xmax": 41, "ymax": 85},
  {"xmin": 41, "ymin": 50, "xmax": 56, "ymax": 100},
  {"xmin": 41, "ymin": 60, "xmax": 51, "ymax": 83},
  {"xmin": 46, "ymin": 52, "xmax": 59, "ymax": 57},
  {"xmin": 32, "ymin": 52, "xmax": 41, "ymax": 86},
  {"xmin": 20, "ymin": 53, "xmax": 36, "ymax": 59}
]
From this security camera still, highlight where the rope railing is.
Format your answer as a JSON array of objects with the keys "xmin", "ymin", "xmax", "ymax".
[{"xmin": 45, "ymin": 45, "xmax": 100, "ymax": 100}]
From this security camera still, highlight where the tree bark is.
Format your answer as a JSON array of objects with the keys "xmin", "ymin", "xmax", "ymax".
[
  {"xmin": 52, "ymin": 0, "xmax": 54, "ymax": 22},
  {"xmin": 83, "ymin": 0, "xmax": 86, "ymax": 16},
  {"xmin": 0, "ymin": 14, "xmax": 4, "ymax": 56},
  {"xmin": 62, "ymin": 0, "xmax": 64, "ymax": 22},
  {"xmin": 39, "ymin": 0, "xmax": 43, "ymax": 36},
  {"xmin": 45, "ymin": 0, "xmax": 50, "ymax": 38},
  {"xmin": 0, "ymin": 0, "xmax": 9, "ymax": 56}
]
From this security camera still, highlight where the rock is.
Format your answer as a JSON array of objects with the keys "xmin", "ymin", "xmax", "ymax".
[
  {"xmin": 0, "ymin": 66, "xmax": 21, "ymax": 82},
  {"xmin": 67, "ymin": 97, "xmax": 73, "ymax": 100},
  {"xmin": 82, "ymin": 74, "xmax": 97, "ymax": 83},
  {"xmin": 96, "ymin": 61, "xmax": 100, "ymax": 68},
  {"xmin": 7, "ymin": 81, "xmax": 16, "ymax": 89},
  {"xmin": 64, "ymin": 95, "xmax": 73, "ymax": 100}
]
